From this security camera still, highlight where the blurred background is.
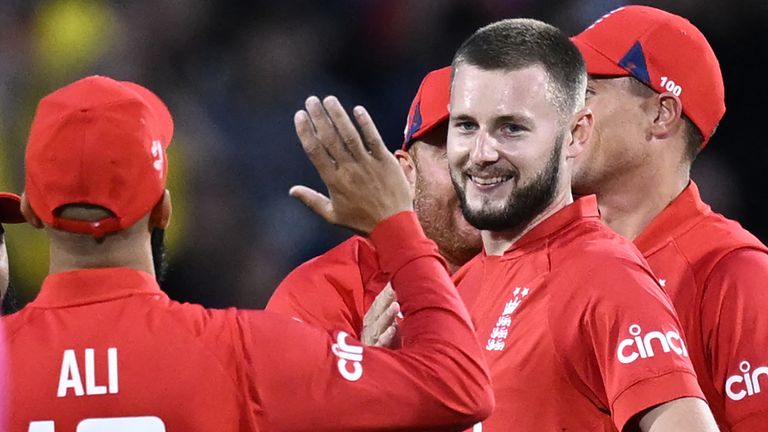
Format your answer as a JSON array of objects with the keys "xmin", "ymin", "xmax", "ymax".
[{"xmin": 1, "ymin": 0, "xmax": 765, "ymax": 309}]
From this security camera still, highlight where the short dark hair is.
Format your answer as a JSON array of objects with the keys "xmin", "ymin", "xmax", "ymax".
[
  {"xmin": 682, "ymin": 117, "xmax": 705, "ymax": 163},
  {"xmin": 452, "ymin": 18, "xmax": 587, "ymax": 120},
  {"xmin": 626, "ymin": 78, "xmax": 704, "ymax": 163}
]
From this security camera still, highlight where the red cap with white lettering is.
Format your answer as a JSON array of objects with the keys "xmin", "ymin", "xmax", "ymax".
[
  {"xmin": 24, "ymin": 75, "xmax": 173, "ymax": 238},
  {"xmin": 572, "ymin": 6, "xmax": 725, "ymax": 146}
]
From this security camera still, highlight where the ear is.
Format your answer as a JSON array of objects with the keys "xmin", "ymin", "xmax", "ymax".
[
  {"xmin": 19, "ymin": 193, "xmax": 44, "ymax": 229},
  {"xmin": 394, "ymin": 149, "xmax": 417, "ymax": 193},
  {"xmin": 566, "ymin": 108, "xmax": 594, "ymax": 160},
  {"xmin": 149, "ymin": 189, "xmax": 172, "ymax": 230},
  {"xmin": 651, "ymin": 93, "xmax": 684, "ymax": 140}
]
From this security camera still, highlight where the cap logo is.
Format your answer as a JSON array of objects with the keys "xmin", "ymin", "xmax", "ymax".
[
  {"xmin": 619, "ymin": 41, "xmax": 651, "ymax": 86},
  {"xmin": 151, "ymin": 139, "xmax": 164, "ymax": 177},
  {"xmin": 404, "ymin": 101, "xmax": 423, "ymax": 144}
]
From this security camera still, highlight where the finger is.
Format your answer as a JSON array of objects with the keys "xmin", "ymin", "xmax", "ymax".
[
  {"xmin": 353, "ymin": 105, "xmax": 388, "ymax": 160},
  {"xmin": 305, "ymin": 96, "xmax": 351, "ymax": 164},
  {"xmin": 372, "ymin": 302, "xmax": 400, "ymax": 337},
  {"xmin": 363, "ymin": 285, "xmax": 395, "ymax": 329},
  {"xmin": 294, "ymin": 110, "xmax": 336, "ymax": 174},
  {"xmin": 365, "ymin": 290, "xmax": 396, "ymax": 327},
  {"xmin": 323, "ymin": 96, "xmax": 368, "ymax": 161},
  {"xmin": 289, "ymin": 185, "xmax": 334, "ymax": 223},
  {"xmin": 375, "ymin": 324, "xmax": 399, "ymax": 348},
  {"xmin": 371, "ymin": 284, "xmax": 396, "ymax": 315}
]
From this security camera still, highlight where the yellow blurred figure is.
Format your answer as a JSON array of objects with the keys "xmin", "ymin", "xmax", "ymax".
[{"xmin": 34, "ymin": 0, "xmax": 115, "ymax": 79}]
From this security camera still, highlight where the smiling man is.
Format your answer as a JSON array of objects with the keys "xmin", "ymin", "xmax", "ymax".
[{"xmin": 447, "ymin": 18, "xmax": 718, "ymax": 431}]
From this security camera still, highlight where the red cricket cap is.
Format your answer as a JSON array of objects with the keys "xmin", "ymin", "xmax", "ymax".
[
  {"xmin": 24, "ymin": 75, "xmax": 174, "ymax": 238},
  {"xmin": 572, "ymin": 6, "xmax": 725, "ymax": 146},
  {"xmin": 402, "ymin": 66, "xmax": 451, "ymax": 150},
  {"xmin": 0, "ymin": 192, "xmax": 24, "ymax": 224}
]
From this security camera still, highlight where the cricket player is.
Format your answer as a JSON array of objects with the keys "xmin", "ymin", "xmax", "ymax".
[
  {"xmin": 267, "ymin": 66, "xmax": 482, "ymax": 345},
  {"xmin": 447, "ymin": 18, "xmax": 718, "ymax": 430},
  {"xmin": 3, "ymin": 75, "xmax": 493, "ymax": 430},
  {"xmin": 571, "ymin": 6, "xmax": 768, "ymax": 430}
]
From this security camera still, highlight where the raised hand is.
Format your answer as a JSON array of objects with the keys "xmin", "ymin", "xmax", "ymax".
[{"xmin": 291, "ymin": 96, "xmax": 413, "ymax": 234}]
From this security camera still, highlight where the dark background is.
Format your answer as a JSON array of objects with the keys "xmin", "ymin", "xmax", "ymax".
[{"xmin": 2, "ymin": 0, "xmax": 765, "ymax": 309}]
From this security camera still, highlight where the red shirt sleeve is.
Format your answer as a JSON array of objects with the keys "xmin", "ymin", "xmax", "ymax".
[
  {"xmin": 239, "ymin": 211, "xmax": 493, "ymax": 431},
  {"xmin": 700, "ymin": 248, "xmax": 768, "ymax": 430},
  {"xmin": 552, "ymin": 255, "xmax": 704, "ymax": 431},
  {"xmin": 265, "ymin": 237, "xmax": 373, "ymax": 337}
]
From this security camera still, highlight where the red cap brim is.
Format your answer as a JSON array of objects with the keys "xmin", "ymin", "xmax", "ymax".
[
  {"xmin": 571, "ymin": 37, "xmax": 629, "ymax": 77},
  {"xmin": 0, "ymin": 192, "xmax": 25, "ymax": 224}
]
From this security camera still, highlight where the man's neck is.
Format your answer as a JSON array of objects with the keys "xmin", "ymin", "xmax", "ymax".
[
  {"xmin": 596, "ymin": 164, "xmax": 690, "ymax": 241},
  {"xmin": 48, "ymin": 230, "xmax": 156, "ymax": 277},
  {"xmin": 482, "ymin": 190, "xmax": 573, "ymax": 256}
]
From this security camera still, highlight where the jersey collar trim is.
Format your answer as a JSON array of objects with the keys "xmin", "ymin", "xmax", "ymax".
[
  {"xmin": 633, "ymin": 181, "xmax": 711, "ymax": 255},
  {"xmin": 502, "ymin": 194, "xmax": 601, "ymax": 256},
  {"xmin": 31, "ymin": 267, "xmax": 166, "ymax": 308}
]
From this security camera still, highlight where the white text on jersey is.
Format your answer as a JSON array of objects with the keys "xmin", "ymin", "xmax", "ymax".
[
  {"xmin": 726, "ymin": 360, "xmax": 768, "ymax": 401},
  {"xmin": 616, "ymin": 324, "xmax": 688, "ymax": 364},
  {"xmin": 332, "ymin": 331, "xmax": 364, "ymax": 382},
  {"xmin": 57, "ymin": 348, "xmax": 118, "ymax": 397}
]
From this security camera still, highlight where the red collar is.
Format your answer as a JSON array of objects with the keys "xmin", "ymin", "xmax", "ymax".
[
  {"xmin": 633, "ymin": 181, "xmax": 711, "ymax": 255},
  {"xmin": 497, "ymin": 194, "xmax": 601, "ymax": 256},
  {"xmin": 30, "ymin": 268, "xmax": 166, "ymax": 308}
]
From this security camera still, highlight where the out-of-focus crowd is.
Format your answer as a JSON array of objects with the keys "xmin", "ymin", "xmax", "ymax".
[{"xmin": 1, "ymin": 0, "xmax": 764, "ymax": 309}]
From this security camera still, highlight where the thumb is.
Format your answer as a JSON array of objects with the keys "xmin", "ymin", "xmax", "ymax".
[{"xmin": 289, "ymin": 185, "xmax": 334, "ymax": 223}]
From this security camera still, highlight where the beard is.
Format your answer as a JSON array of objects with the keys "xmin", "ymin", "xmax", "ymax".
[
  {"xmin": 451, "ymin": 134, "xmax": 563, "ymax": 232},
  {"xmin": 2, "ymin": 281, "xmax": 18, "ymax": 315},
  {"xmin": 413, "ymin": 175, "xmax": 482, "ymax": 269},
  {"xmin": 152, "ymin": 228, "xmax": 169, "ymax": 283}
]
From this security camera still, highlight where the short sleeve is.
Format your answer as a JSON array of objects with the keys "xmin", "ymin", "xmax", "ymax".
[
  {"xmin": 701, "ymin": 248, "xmax": 768, "ymax": 430},
  {"xmin": 552, "ymin": 255, "xmax": 703, "ymax": 431}
]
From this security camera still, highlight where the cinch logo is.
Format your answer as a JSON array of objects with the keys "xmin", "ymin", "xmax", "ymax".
[
  {"xmin": 332, "ymin": 331, "xmax": 364, "ymax": 382},
  {"xmin": 726, "ymin": 361, "xmax": 768, "ymax": 401},
  {"xmin": 616, "ymin": 324, "xmax": 688, "ymax": 364}
]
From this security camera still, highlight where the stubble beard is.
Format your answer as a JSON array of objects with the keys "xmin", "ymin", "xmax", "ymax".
[{"xmin": 451, "ymin": 135, "xmax": 563, "ymax": 233}]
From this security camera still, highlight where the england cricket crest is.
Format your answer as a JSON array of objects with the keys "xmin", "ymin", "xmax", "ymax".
[{"xmin": 485, "ymin": 287, "xmax": 530, "ymax": 352}]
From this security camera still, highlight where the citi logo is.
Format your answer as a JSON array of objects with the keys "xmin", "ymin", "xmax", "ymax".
[
  {"xmin": 616, "ymin": 324, "xmax": 688, "ymax": 364},
  {"xmin": 332, "ymin": 331, "xmax": 364, "ymax": 382},
  {"xmin": 726, "ymin": 361, "xmax": 768, "ymax": 401}
]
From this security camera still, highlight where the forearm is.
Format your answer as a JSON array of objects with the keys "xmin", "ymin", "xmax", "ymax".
[
  {"xmin": 638, "ymin": 397, "xmax": 718, "ymax": 432},
  {"xmin": 368, "ymin": 211, "xmax": 493, "ymax": 422}
]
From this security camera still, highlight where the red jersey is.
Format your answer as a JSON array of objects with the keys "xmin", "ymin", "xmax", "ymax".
[
  {"xmin": 633, "ymin": 181, "xmax": 768, "ymax": 431},
  {"xmin": 456, "ymin": 196, "xmax": 703, "ymax": 431},
  {"xmin": 4, "ymin": 212, "xmax": 493, "ymax": 432},
  {"xmin": 266, "ymin": 235, "xmax": 389, "ymax": 338}
]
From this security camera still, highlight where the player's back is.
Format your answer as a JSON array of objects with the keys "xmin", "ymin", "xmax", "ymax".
[{"xmin": 4, "ymin": 268, "xmax": 256, "ymax": 431}]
